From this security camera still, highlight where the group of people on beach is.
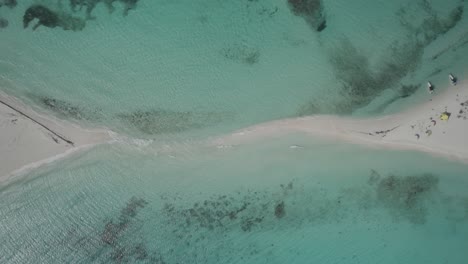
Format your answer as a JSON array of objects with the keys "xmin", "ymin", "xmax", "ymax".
[
  {"xmin": 427, "ymin": 74, "xmax": 457, "ymax": 94},
  {"xmin": 415, "ymin": 73, "xmax": 461, "ymax": 140}
]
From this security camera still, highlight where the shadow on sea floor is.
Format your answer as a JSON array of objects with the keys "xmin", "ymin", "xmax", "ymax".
[
  {"xmin": 296, "ymin": 0, "xmax": 465, "ymax": 115},
  {"xmin": 57, "ymin": 170, "xmax": 468, "ymax": 263},
  {"xmin": 31, "ymin": 95, "xmax": 231, "ymax": 136}
]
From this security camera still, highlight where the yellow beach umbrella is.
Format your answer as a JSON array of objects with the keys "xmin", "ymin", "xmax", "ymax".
[{"xmin": 440, "ymin": 112, "xmax": 451, "ymax": 121}]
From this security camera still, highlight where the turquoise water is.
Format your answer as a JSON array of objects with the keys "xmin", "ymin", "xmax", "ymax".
[
  {"xmin": 1, "ymin": 0, "xmax": 467, "ymax": 136},
  {"xmin": 1, "ymin": 0, "xmax": 468, "ymax": 263},
  {"xmin": 1, "ymin": 137, "xmax": 468, "ymax": 263}
]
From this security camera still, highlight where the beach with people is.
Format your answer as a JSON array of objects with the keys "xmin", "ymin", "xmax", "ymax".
[
  {"xmin": 2, "ymin": 75, "xmax": 467, "ymax": 182},
  {"xmin": 212, "ymin": 75, "xmax": 468, "ymax": 163},
  {"xmin": 1, "ymin": 0, "xmax": 468, "ymax": 263}
]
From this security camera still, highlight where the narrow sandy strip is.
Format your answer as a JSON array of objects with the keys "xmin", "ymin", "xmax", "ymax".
[
  {"xmin": 0, "ymin": 92, "xmax": 113, "ymax": 182},
  {"xmin": 1, "ymin": 78, "xmax": 466, "ymax": 183},
  {"xmin": 212, "ymin": 79, "xmax": 468, "ymax": 163}
]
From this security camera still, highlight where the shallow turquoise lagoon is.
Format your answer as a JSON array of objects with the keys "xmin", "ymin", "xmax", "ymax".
[
  {"xmin": 1, "ymin": 0, "xmax": 468, "ymax": 136},
  {"xmin": 1, "ymin": 137, "xmax": 468, "ymax": 263},
  {"xmin": 1, "ymin": 0, "xmax": 468, "ymax": 263}
]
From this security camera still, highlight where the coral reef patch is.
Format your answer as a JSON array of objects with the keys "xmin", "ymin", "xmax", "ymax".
[
  {"xmin": 23, "ymin": 5, "xmax": 86, "ymax": 31},
  {"xmin": 221, "ymin": 43, "xmax": 260, "ymax": 65},
  {"xmin": 287, "ymin": 0, "xmax": 327, "ymax": 32},
  {"xmin": 297, "ymin": 1, "xmax": 464, "ymax": 115},
  {"xmin": 0, "ymin": 0, "xmax": 16, "ymax": 9},
  {"xmin": 0, "ymin": 18, "xmax": 8, "ymax": 28},
  {"xmin": 371, "ymin": 172, "xmax": 439, "ymax": 224},
  {"xmin": 117, "ymin": 109, "xmax": 226, "ymax": 135},
  {"xmin": 38, "ymin": 96, "xmax": 103, "ymax": 121},
  {"xmin": 70, "ymin": 0, "xmax": 140, "ymax": 19}
]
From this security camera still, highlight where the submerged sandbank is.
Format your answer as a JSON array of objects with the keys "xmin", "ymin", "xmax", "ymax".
[
  {"xmin": 0, "ymin": 92, "xmax": 112, "ymax": 182},
  {"xmin": 212, "ymin": 79, "xmax": 468, "ymax": 163}
]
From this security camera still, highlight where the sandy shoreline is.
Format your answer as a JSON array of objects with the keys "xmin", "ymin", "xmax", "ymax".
[
  {"xmin": 212, "ymin": 79, "xmax": 468, "ymax": 163},
  {"xmin": 1, "ymin": 77, "xmax": 467, "ymax": 182},
  {"xmin": 0, "ymin": 92, "xmax": 113, "ymax": 182}
]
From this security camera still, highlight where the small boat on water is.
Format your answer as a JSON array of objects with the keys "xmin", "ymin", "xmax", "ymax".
[
  {"xmin": 449, "ymin": 74, "xmax": 457, "ymax": 86},
  {"xmin": 427, "ymin": 81, "xmax": 434, "ymax": 94}
]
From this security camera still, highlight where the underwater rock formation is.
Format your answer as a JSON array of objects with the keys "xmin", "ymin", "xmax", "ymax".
[
  {"xmin": 397, "ymin": 83, "xmax": 420, "ymax": 99},
  {"xmin": 118, "ymin": 110, "xmax": 201, "ymax": 135},
  {"xmin": 118, "ymin": 109, "xmax": 225, "ymax": 135},
  {"xmin": 39, "ymin": 97, "xmax": 101, "ymax": 120},
  {"xmin": 161, "ymin": 191, "xmax": 275, "ymax": 237},
  {"xmin": 398, "ymin": 1, "xmax": 464, "ymax": 46},
  {"xmin": 0, "ymin": 0, "xmax": 17, "ymax": 9},
  {"xmin": 101, "ymin": 197, "xmax": 148, "ymax": 245},
  {"xmin": 70, "ymin": 0, "xmax": 140, "ymax": 18},
  {"xmin": 59, "ymin": 13, "xmax": 87, "ymax": 31},
  {"xmin": 274, "ymin": 201, "xmax": 286, "ymax": 218},
  {"xmin": 23, "ymin": 5, "xmax": 86, "ymax": 31},
  {"xmin": 70, "ymin": 0, "xmax": 101, "ymax": 19},
  {"xmin": 23, "ymin": 5, "xmax": 60, "ymax": 30},
  {"xmin": 119, "ymin": 0, "xmax": 139, "ymax": 16},
  {"xmin": 307, "ymin": 38, "xmax": 424, "ymax": 114},
  {"xmin": 221, "ymin": 43, "xmax": 260, "ymax": 65},
  {"xmin": 287, "ymin": 0, "xmax": 327, "ymax": 32},
  {"xmin": 62, "ymin": 196, "xmax": 163, "ymax": 263},
  {"xmin": 372, "ymin": 172, "xmax": 439, "ymax": 224},
  {"xmin": 0, "ymin": 18, "xmax": 8, "ymax": 28},
  {"xmin": 60, "ymin": 176, "xmax": 468, "ymax": 263},
  {"xmin": 297, "ymin": 1, "xmax": 463, "ymax": 115},
  {"xmin": 100, "ymin": 197, "xmax": 157, "ymax": 262}
]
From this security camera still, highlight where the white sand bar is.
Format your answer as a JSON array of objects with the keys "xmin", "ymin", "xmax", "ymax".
[
  {"xmin": 1, "ymin": 79, "xmax": 467, "ymax": 182},
  {"xmin": 0, "ymin": 92, "xmax": 112, "ymax": 181},
  {"xmin": 213, "ymin": 80, "xmax": 468, "ymax": 163}
]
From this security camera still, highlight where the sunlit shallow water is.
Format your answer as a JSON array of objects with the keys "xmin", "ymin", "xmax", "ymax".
[
  {"xmin": 1, "ymin": 0, "xmax": 468, "ymax": 263},
  {"xmin": 1, "ymin": 0, "xmax": 468, "ymax": 137},
  {"xmin": 0, "ymin": 136, "xmax": 467, "ymax": 263}
]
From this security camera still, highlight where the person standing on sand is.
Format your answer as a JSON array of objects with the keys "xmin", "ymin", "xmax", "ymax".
[
  {"xmin": 427, "ymin": 82, "xmax": 434, "ymax": 94},
  {"xmin": 449, "ymin": 74, "xmax": 457, "ymax": 86}
]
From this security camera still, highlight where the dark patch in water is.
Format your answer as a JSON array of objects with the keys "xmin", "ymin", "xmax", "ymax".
[
  {"xmin": 397, "ymin": 84, "xmax": 420, "ymax": 99},
  {"xmin": 0, "ymin": 18, "xmax": 8, "ymax": 28},
  {"xmin": 70, "ymin": 0, "xmax": 140, "ymax": 19},
  {"xmin": 62, "ymin": 196, "xmax": 155, "ymax": 263},
  {"xmin": 23, "ymin": 5, "xmax": 86, "ymax": 31},
  {"xmin": 120, "ymin": 196, "xmax": 148, "ymax": 219},
  {"xmin": 98, "ymin": 197, "xmax": 164, "ymax": 263},
  {"xmin": 39, "ymin": 97, "xmax": 102, "ymax": 121},
  {"xmin": 375, "ymin": 173, "xmax": 439, "ymax": 224},
  {"xmin": 297, "ymin": 1, "xmax": 463, "ymax": 115},
  {"xmin": 117, "ymin": 109, "xmax": 225, "ymax": 135},
  {"xmin": 59, "ymin": 176, "xmax": 468, "ymax": 263},
  {"xmin": 295, "ymin": 101, "xmax": 322, "ymax": 116},
  {"xmin": 287, "ymin": 0, "xmax": 327, "ymax": 32},
  {"xmin": 316, "ymin": 19, "xmax": 326, "ymax": 32},
  {"xmin": 221, "ymin": 43, "xmax": 260, "ymax": 65},
  {"xmin": 101, "ymin": 197, "xmax": 148, "ymax": 245},
  {"xmin": 160, "ymin": 180, "xmax": 297, "ymax": 249},
  {"xmin": 162, "ymin": 191, "xmax": 275, "ymax": 238},
  {"xmin": 241, "ymin": 216, "xmax": 264, "ymax": 232},
  {"xmin": 0, "ymin": 0, "xmax": 17, "ymax": 9},
  {"xmin": 368, "ymin": 169, "xmax": 381, "ymax": 185},
  {"xmin": 397, "ymin": 1, "xmax": 464, "ymax": 46},
  {"xmin": 274, "ymin": 201, "xmax": 285, "ymax": 218},
  {"xmin": 23, "ymin": 5, "xmax": 60, "ymax": 30},
  {"xmin": 163, "ymin": 195, "xmax": 254, "ymax": 231},
  {"xmin": 327, "ymin": 39, "xmax": 424, "ymax": 113}
]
